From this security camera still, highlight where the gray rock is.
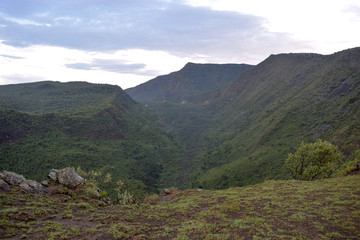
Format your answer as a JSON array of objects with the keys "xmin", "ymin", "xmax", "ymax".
[
  {"xmin": 41, "ymin": 180, "xmax": 49, "ymax": 187},
  {"xmin": 1, "ymin": 170, "xmax": 26, "ymax": 185},
  {"xmin": 47, "ymin": 169, "xmax": 59, "ymax": 181},
  {"xmin": 57, "ymin": 167, "xmax": 84, "ymax": 189},
  {"xmin": 0, "ymin": 179, "xmax": 10, "ymax": 191},
  {"xmin": 19, "ymin": 180, "xmax": 47, "ymax": 193},
  {"xmin": 162, "ymin": 188, "xmax": 173, "ymax": 195}
]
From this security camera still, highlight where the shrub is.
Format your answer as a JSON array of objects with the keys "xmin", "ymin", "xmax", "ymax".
[
  {"xmin": 285, "ymin": 139, "xmax": 344, "ymax": 180},
  {"xmin": 143, "ymin": 194, "xmax": 160, "ymax": 205},
  {"xmin": 75, "ymin": 166, "xmax": 111, "ymax": 199},
  {"xmin": 115, "ymin": 180, "xmax": 135, "ymax": 205},
  {"xmin": 336, "ymin": 149, "xmax": 360, "ymax": 176}
]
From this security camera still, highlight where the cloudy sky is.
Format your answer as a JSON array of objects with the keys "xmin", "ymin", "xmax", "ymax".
[{"xmin": 0, "ymin": 0, "xmax": 359, "ymax": 89}]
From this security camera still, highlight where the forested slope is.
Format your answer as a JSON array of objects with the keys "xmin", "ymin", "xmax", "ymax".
[
  {"xmin": 126, "ymin": 62, "xmax": 253, "ymax": 103},
  {"xmin": 1, "ymin": 47, "xmax": 359, "ymax": 196},
  {"xmin": 190, "ymin": 48, "xmax": 360, "ymax": 188},
  {"xmin": 129, "ymin": 48, "xmax": 360, "ymax": 189},
  {"xmin": 0, "ymin": 81, "xmax": 181, "ymax": 198}
]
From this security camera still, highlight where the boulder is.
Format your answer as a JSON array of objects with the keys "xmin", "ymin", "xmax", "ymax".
[
  {"xmin": 0, "ymin": 179, "xmax": 10, "ymax": 191},
  {"xmin": 57, "ymin": 167, "xmax": 84, "ymax": 189},
  {"xmin": 41, "ymin": 180, "xmax": 49, "ymax": 187},
  {"xmin": 19, "ymin": 180, "xmax": 47, "ymax": 193},
  {"xmin": 162, "ymin": 188, "xmax": 173, "ymax": 195},
  {"xmin": 0, "ymin": 170, "xmax": 26, "ymax": 185},
  {"xmin": 47, "ymin": 169, "xmax": 59, "ymax": 182}
]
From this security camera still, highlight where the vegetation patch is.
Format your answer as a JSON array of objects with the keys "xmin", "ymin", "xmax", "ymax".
[{"xmin": 1, "ymin": 175, "xmax": 359, "ymax": 239}]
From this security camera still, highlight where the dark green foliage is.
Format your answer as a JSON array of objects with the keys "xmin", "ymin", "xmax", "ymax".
[
  {"xmin": 0, "ymin": 81, "xmax": 182, "ymax": 199},
  {"xmin": 190, "ymin": 48, "xmax": 360, "ymax": 189},
  {"xmin": 128, "ymin": 47, "xmax": 360, "ymax": 190},
  {"xmin": 1, "ymin": 47, "xmax": 360, "ymax": 196},
  {"xmin": 285, "ymin": 140, "xmax": 344, "ymax": 180},
  {"xmin": 337, "ymin": 149, "xmax": 360, "ymax": 176}
]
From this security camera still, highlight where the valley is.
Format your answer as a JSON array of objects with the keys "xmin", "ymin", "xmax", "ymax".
[{"xmin": 1, "ymin": 47, "xmax": 360, "ymax": 199}]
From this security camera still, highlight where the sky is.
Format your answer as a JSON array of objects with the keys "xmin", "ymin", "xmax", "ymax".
[{"xmin": 0, "ymin": 0, "xmax": 359, "ymax": 89}]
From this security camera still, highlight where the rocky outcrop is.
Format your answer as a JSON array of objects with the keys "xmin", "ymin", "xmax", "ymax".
[
  {"xmin": 159, "ymin": 188, "xmax": 175, "ymax": 202},
  {"xmin": 0, "ymin": 171, "xmax": 26, "ymax": 185},
  {"xmin": 162, "ymin": 188, "xmax": 173, "ymax": 195},
  {"xmin": 48, "ymin": 169, "xmax": 58, "ymax": 182},
  {"xmin": 47, "ymin": 167, "xmax": 84, "ymax": 189},
  {"xmin": 0, "ymin": 168, "xmax": 111, "ymax": 204},
  {"xmin": 1, "ymin": 167, "xmax": 84, "ymax": 194},
  {"xmin": 19, "ymin": 180, "xmax": 47, "ymax": 193},
  {"xmin": 0, "ymin": 170, "xmax": 46, "ymax": 193},
  {"xmin": 0, "ymin": 179, "xmax": 10, "ymax": 191}
]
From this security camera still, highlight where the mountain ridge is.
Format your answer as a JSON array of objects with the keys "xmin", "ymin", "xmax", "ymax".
[
  {"xmin": 126, "ymin": 62, "xmax": 253, "ymax": 103},
  {"xmin": 128, "ymin": 47, "xmax": 360, "ymax": 189},
  {"xmin": 187, "ymin": 47, "xmax": 360, "ymax": 188},
  {"xmin": 0, "ymin": 47, "xmax": 359, "ymax": 197}
]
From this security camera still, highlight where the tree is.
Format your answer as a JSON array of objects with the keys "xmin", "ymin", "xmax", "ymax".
[{"xmin": 285, "ymin": 139, "xmax": 344, "ymax": 180}]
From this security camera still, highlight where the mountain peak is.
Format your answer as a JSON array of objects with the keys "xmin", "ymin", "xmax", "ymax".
[{"xmin": 126, "ymin": 63, "xmax": 253, "ymax": 103}]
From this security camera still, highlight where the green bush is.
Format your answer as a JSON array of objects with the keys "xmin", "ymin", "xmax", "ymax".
[
  {"xmin": 285, "ymin": 139, "xmax": 344, "ymax": 180},
  {"xmin": 336, "ymin": 150, "xmax": 360, "ymax": 176}
]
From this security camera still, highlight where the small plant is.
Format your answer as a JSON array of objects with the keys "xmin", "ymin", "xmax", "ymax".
[
  {"xmin": 143, "ymin": 194, "xmax": 160, "ymax": 205},
  {"xmin": 76, "ymin": 166, "xmax": 111, "ymax": 200},
  {"xmin": 62, "ymin": 187, "xmax": 70, "ymax": 196},
  {"xmin": 85, "ymin": 228, "xmax": 97, "ymax": 234},
  {"xmin": 107, "ymin": 222, "xmax": 135, "ymax": 239},
  {"xmin": 341, "ymin": 221, "xmax": 356, "ymax": 231},
  {"xmin": 61, "ymin": 209, "xmax": 74, "ymax": 219},
  {"xmin": 115, "ymin": 180, "xmax": 135, "ymax": 205},
  {"xmin": 336, "ymin": 149, "xmax": 360, "ymax": 176},
  {"xmin": 0, "ymin": 207, "xmax": 18, "ymax": 216},
  {"xmin": 78, "ymin": 202, "xmax": 90, "ymax": 209},
  {"xmin": 99, "ymin": 190, "xmax": 108, "ymax": 199}
]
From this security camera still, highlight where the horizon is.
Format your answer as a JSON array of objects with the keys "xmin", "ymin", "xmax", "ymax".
[
  {"xmin": 0, "ymin": 0, "xmax": 359, "ymax": 89},
  {"xmin": 1, "ymin": 46, "xmax": 358, "ymax": 90}
]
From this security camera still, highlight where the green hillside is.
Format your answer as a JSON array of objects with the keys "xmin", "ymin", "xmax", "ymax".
[
  {"xmin": 190, "ymin": 48, "xmax": 360, "ymax": 189},
  {"xmin": 1, "ymin": 48, "xmax": 359, "ymax": 197},
  {"xmin": 0, "ymin": 81, "xmax": 122, "ymax": 114},
  {"xmin": 126, "ymin": 62, "xmax": 253, "ymax": 103},
  {"xmin": 0, "ymin": 81, "xmax": 181, "ymax": 198},
  {"xmin": 130, "ymin": 48, "xmax": 360, "ymax": 189}
]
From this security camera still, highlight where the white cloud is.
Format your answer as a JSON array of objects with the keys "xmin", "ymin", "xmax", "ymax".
[
  {"xmin": 0, "ymin": 0, "xmax": 310, "ymax": 57},
  {"xmin": 185, "ymin": 0, "xmax": 360, "ymax": 54},
  {"xmin": 0, "ymin": 15, "xmax": 43, "ymax": 26},
  {"xmin": 0, "ymin": 0, "xmax": 358, "ymax": 89},
  {"xmin": 0, "ymin": 42, "xmax": 196, "ymax": 89}
]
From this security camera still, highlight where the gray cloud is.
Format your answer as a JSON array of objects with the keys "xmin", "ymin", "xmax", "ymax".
[
  {"xmin": 0, "ymin": 0, "xmax": 310, "ymax": 60},
  {"xmin": 66, "ymin": 59, "xmax": 160, "ymax": 76},
  {"xmin": 345, "ymin": 4, "xmax": 360, "ymax": 19},
  {"xmin": 1, "ymin": 74, "xmax": 43, "ymax": 85},
  {"xmin": 0, "ymin": 54, "xmax": 24, "ymax": 59}
]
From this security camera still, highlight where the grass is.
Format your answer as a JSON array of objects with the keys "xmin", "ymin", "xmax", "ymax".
[{"xmin": 0, "ymin": 175, "xmax": 359, "ymax": 239}]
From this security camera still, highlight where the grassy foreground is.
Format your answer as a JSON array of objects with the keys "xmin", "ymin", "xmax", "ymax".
[{"xmin": 1, "ymin": 175, "xmax": 359, "ymax": 240}]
